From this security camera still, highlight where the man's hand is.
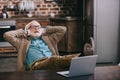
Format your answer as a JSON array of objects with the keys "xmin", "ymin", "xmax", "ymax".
[{"xmin": 22, "ymin": 30, "xmax": 30, "ymax": 38}]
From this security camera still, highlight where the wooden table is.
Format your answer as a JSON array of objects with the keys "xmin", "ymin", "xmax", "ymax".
[{"xmin": 0, "ymin": 66, "xmax": 119, "ymax": 80}]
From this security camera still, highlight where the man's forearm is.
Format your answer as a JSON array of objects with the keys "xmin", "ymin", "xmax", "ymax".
[
  {"xmin": 46, "ymin": 26, "xmax": 66, "ymax": 35},
  {"xmin": 45, "ymin": 26, "xmax": 66, "ymax": 43},
  {"xmin": 3, "ymin": 29, "xmax": 25, "ymax": 48}
]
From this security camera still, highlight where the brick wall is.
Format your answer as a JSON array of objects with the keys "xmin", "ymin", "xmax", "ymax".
[{"xmin": 0, "ymin": 0, "xmax": 77, "ymax": 17}]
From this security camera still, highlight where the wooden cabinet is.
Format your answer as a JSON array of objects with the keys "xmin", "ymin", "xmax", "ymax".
[
  {"xmin": 0, "ymin": 47, "xmax": 16, "ymax": 53},
  {"xmin": 16, "ymin": 19, "xmax": 49, "ymax": 29},
  {"xmin": 16, "ymin": 20, "xmax": 28, "ymax": 29},
  {"xmin": 50, "ymin": 17, "xmax": 84, "ymax": 54}
]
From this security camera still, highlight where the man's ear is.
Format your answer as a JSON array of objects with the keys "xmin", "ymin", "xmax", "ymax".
[{"xmin": 26, "ymin": 29, "xmax": 30, "ymax": 37}]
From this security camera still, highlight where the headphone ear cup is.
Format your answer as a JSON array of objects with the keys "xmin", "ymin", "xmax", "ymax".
[{"xmin": 26, "ymin": 30, "xmax": 30, "ymax": 37}]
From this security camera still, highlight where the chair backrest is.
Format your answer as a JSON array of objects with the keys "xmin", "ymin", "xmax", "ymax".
[{"xmin": 84, "ymin": 37, "xmax": 94, "ymax": 56}]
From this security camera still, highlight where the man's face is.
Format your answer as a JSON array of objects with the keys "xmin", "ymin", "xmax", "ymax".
[
  {"xmin": 30, "ymin": 25, "xmax": 41, "ymax": 33},
  {"xmin": 29, "ymin": 22, "xmax": 43, "ymax": 38}
]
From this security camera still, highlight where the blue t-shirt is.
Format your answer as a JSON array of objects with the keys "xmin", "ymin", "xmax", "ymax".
[{"xmin": 26, "ymin": 37, "xmax": 52, "ymax": 69}]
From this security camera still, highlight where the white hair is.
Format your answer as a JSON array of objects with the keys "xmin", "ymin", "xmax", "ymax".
[{"xmin": 24, "ymin": 20, "xmax": 41, "ymax": 32}]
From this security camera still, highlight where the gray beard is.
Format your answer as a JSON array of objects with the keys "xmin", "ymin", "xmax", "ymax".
[{"xmin": 30, "ymin": 30, "xmax": 43, "ymax": 39}]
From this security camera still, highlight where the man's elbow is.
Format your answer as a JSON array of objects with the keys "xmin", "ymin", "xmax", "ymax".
[
  {"xmin": 61, "ymin": 26, "xmax": 67, "ymax": 33},
  {"xmin": 3, "ymin": 32, "xmax": 9, "ymax": 40}
]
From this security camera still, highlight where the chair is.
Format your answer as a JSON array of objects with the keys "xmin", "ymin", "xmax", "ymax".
[{"xmin": 84, "ymin": 37, "xmax": 94, "ymax": 56}]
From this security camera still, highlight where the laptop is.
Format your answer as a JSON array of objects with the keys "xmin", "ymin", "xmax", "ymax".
[{"xmin": 57, "ymin": 55, "xmax": 98, "ymax": 77}]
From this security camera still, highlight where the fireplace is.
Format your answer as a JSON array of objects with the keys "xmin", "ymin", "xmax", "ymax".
[{"xmin": 0, "ymin": 20, "xmax": 16, "ymax": 47}]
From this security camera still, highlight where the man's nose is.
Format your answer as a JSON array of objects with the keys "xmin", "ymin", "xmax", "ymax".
[{"xmin": 35, "ymin": 27, "xmax": 40, "ymax": 30}]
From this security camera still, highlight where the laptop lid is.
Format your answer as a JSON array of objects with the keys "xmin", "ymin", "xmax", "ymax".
[{"xmin": 57, "ymin": 55, "xmax": 98, "ymax": 77}]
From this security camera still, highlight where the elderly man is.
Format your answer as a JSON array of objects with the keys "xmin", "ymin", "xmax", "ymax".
[{"xmin": 3, "ymin": 20, "xmax": 80, "ymax": 71}]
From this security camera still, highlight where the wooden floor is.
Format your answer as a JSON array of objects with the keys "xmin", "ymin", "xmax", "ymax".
[
  {"xmin": 0, "ymin": 57, "xmax": 17, "ymax": 72},
  {"xmin": 0, "ymin": 52, "xmax": 17, "ymax": 72}
]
